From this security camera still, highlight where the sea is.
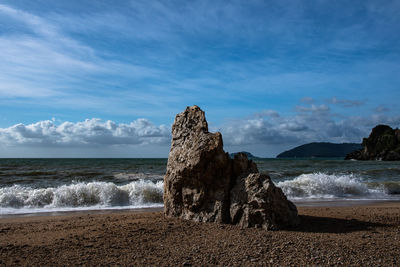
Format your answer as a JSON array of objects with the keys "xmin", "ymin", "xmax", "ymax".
[{"xmin": 0, "ymin": 158, "xmax": 399, "ymax": 216}]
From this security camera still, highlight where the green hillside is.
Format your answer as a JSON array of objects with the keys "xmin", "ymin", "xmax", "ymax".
[{"xmin": 277, "ymin": 142, "xmax": 362, "ymax": 158}]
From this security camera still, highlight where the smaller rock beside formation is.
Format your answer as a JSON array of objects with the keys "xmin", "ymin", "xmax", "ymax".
[
  {"xmin": 346, "ymin": 125, "xmax": 400, "ymax": 161},
  {"xmin": 230, "ymin": 172, "xmax": 299, "ymax": 230},
  {"xmin": 229, "ymin": 151, "xmax": 260, "ymax": 160},
  {"xmin": 164, "ymin": 105, "xmax": 299, "ymax": 230}
]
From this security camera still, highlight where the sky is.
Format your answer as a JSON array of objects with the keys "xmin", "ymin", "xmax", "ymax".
[{"xmin": 0, "ymin": 0, "xmax": 399, "ymax": 158}]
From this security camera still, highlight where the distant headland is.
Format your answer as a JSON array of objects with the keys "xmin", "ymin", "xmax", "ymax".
[{"xmin": 276, "ymin": 142, "xmax": 362, "ymax": 158}]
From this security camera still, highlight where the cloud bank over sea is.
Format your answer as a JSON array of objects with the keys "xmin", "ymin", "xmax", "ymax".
[
  {"xmin": 0, "ymin": 119, "xmax": 169, "ymax": 147},
  {"xmin": 1, "ymin": 101, "xmax": 399, "ymax": 157}
]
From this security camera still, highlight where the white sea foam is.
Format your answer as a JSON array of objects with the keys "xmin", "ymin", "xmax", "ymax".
[
  {"xmin": 1, "ymin": 172, "xmax": 398, "ymax": 215},
  {"xmin": 0, "ymin": 180, "xmax": 164, "ymax": 214},
  {"xmin": 277, "ymin": 172, "xmax": 387, "ymax": 199},
  {"xmin": 113, "ymin": 172, "xmax": 163, "ymax": 181}
]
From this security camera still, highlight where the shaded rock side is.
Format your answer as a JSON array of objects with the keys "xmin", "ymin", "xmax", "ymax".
[
  {"xmin": 164, "ymin": 105, "xmax": 299, "ymax": 229},
  {"xmin": 345, "ymin": 125, "xmax": 400, "ymax": 161},
  {"xmin": 230, "ymin": 173, "xmax": 299, "ymax": 230}
]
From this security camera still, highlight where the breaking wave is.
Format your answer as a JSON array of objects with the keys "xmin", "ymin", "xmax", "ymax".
[
  {"xmin": 113, "ymin": 172, "xmax": 163, "ymax": 182},
  {"xmin": 2, "ymin": 172, "xmax": 399, "ymax": 215},
  {"xmin": 277, "ymin": 172, "xmax": 394, "ymax": 199},
  {"xmin": 0, "ymin": 180, "xmax": 163, "ymax": 215}
]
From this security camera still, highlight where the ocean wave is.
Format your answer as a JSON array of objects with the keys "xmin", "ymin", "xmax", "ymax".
[
  {"xmin": 0, "ymin": 180, "xmax": 164, "ymax": 210},
  {"xmin": 266, "ymin": 170, "xmax": 310, "ymax": 179},
  {"xmin": 1, "ymin": 172, "xmax": 399, "ymax": 214},
  {"xmin": 0, "ymin": 171, "xmax": 59, "ymax": 177},
  {"xmin": 277, "ymin": 172, "xmax": 389, "ymax": 199},
  {"xmin": 367, "ymin": 181, "xmax": 400, "ymax": 195},
  {"xmin": 113, "ymin": 172, "xmax": 163, "ymax": 181}
]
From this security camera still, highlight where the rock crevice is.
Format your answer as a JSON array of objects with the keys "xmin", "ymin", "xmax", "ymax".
[{"xmin": 164, "ymin": 106, "xmax": 299, "ymax": 230}]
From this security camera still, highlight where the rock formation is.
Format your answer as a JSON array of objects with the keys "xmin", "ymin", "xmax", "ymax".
[
  {"xmin": 345, "ymin": 125, "xmax": 400, "ymax": 161},
  {"xmin": 164, "ymin": 105, "xmax": 299, "ymax": 230},
  {"xmin": 229, "ymin": 151, "xmax": 260, "ymax": 159}
]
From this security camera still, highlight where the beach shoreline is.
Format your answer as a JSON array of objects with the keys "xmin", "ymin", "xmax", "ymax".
[
  {"xmin": 1, "ymin": 202, "xmax": 399, "ymax": 266},
  {"xmin": 0, "ymin": 206, "xmax": 164, "ymax": 219},
  {"xmin": 1, "ymin": 199, "xmax": 399, "ymax": 219}
]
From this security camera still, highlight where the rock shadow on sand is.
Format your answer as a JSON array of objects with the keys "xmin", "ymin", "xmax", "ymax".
[{"xmin": 292, "ymin": 215, "xmax": 389, "ymax": 233}]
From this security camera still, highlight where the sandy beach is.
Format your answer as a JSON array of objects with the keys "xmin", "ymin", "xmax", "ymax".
[{"xmin": 0, "ymin": 202, "xmax": 399, "ymax": 266}]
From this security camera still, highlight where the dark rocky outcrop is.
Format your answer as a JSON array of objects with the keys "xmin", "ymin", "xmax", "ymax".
[
  {"xmin": 164, "ymin": 105, "xmax": 299, "ymax": 230},
  {"xmin": 229, "ymin": 151, "xmax": 260, "ymax": 159},
  {"xmin": 277, "ymin": 142, "xmax": 362, "ymax": 158},
  {"xmin": 345, "ymin": 125, "xmax": 400, "ymax": 161}
]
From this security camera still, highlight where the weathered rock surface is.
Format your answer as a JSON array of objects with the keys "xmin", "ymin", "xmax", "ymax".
[
  {"xmin": 346, "ymin": 125, "xmax": 400, "ymax": 161},
  {"xmin": 230, "ymin": 172, "xmax": 299, "ymax": 230},
  {"xmin": 164, "ymin": 105, "xmax": 299, "ymax": 229}
]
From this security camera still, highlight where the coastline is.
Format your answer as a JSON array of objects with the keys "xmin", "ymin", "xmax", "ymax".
[
  {"xmin": 2, "ymin": 199, "xmax": 399, "ymax": 219},
  {"xmin": 293, "ymin": 199, "xmax": 400, "ymax": 207},
  {"xmin": 0, "ymin": 206, "xmax": 164, "ymax": 219},
  {"xmin": 1, "ymin": 202, "xmax": 399, "ymax": 266}
]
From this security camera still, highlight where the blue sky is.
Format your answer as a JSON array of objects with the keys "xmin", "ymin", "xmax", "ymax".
[{"xmin": 0, "ymin": 0, "xmax": 399, "ymax": 157}]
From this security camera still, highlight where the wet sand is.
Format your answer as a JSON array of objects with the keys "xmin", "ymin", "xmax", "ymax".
[{"xmin": 1, "ymin": 202, "xmax": 399, "ymax": 266}]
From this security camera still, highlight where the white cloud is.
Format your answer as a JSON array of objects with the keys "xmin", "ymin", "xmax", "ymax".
[
  {"xmin": 300, "ymin": 97, "xmax": 315, "ymax": 104},
  {"xmin": 296, "ymin": 104, "xmax": 330, "ymax": 113},
  {"xmin": 374, "ymin": 105, "xmax": 390, "ymax": 113},
  {"xmin": 220, "ymin": 103, "xmax": 400, "ymax": 148},
  {"xmin": 329, "ymin": 97, "xmax": 365, "ymax": 107},
  {"xmin": 0, "ymin": 119, "xmax": 170, "ymax": 147},
  {"xmin": 253, "ymin": 110, "xmax": 280, "ymax": 119},
  {"xmin": 0, "ymin": 4, "xmax": 161, "ymax": 99}
]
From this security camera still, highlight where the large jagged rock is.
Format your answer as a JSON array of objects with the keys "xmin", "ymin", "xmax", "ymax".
[
  {"xmin": 346, "ymin": 125, "xmax": 400, "ymax": 161},
  {"xmin": 163, "ymin": 105, "xmax": 232, "ymax": 223},
  {"xmin": 164, "ymin": 105, "xmax": 299, "ymax": 229}
]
